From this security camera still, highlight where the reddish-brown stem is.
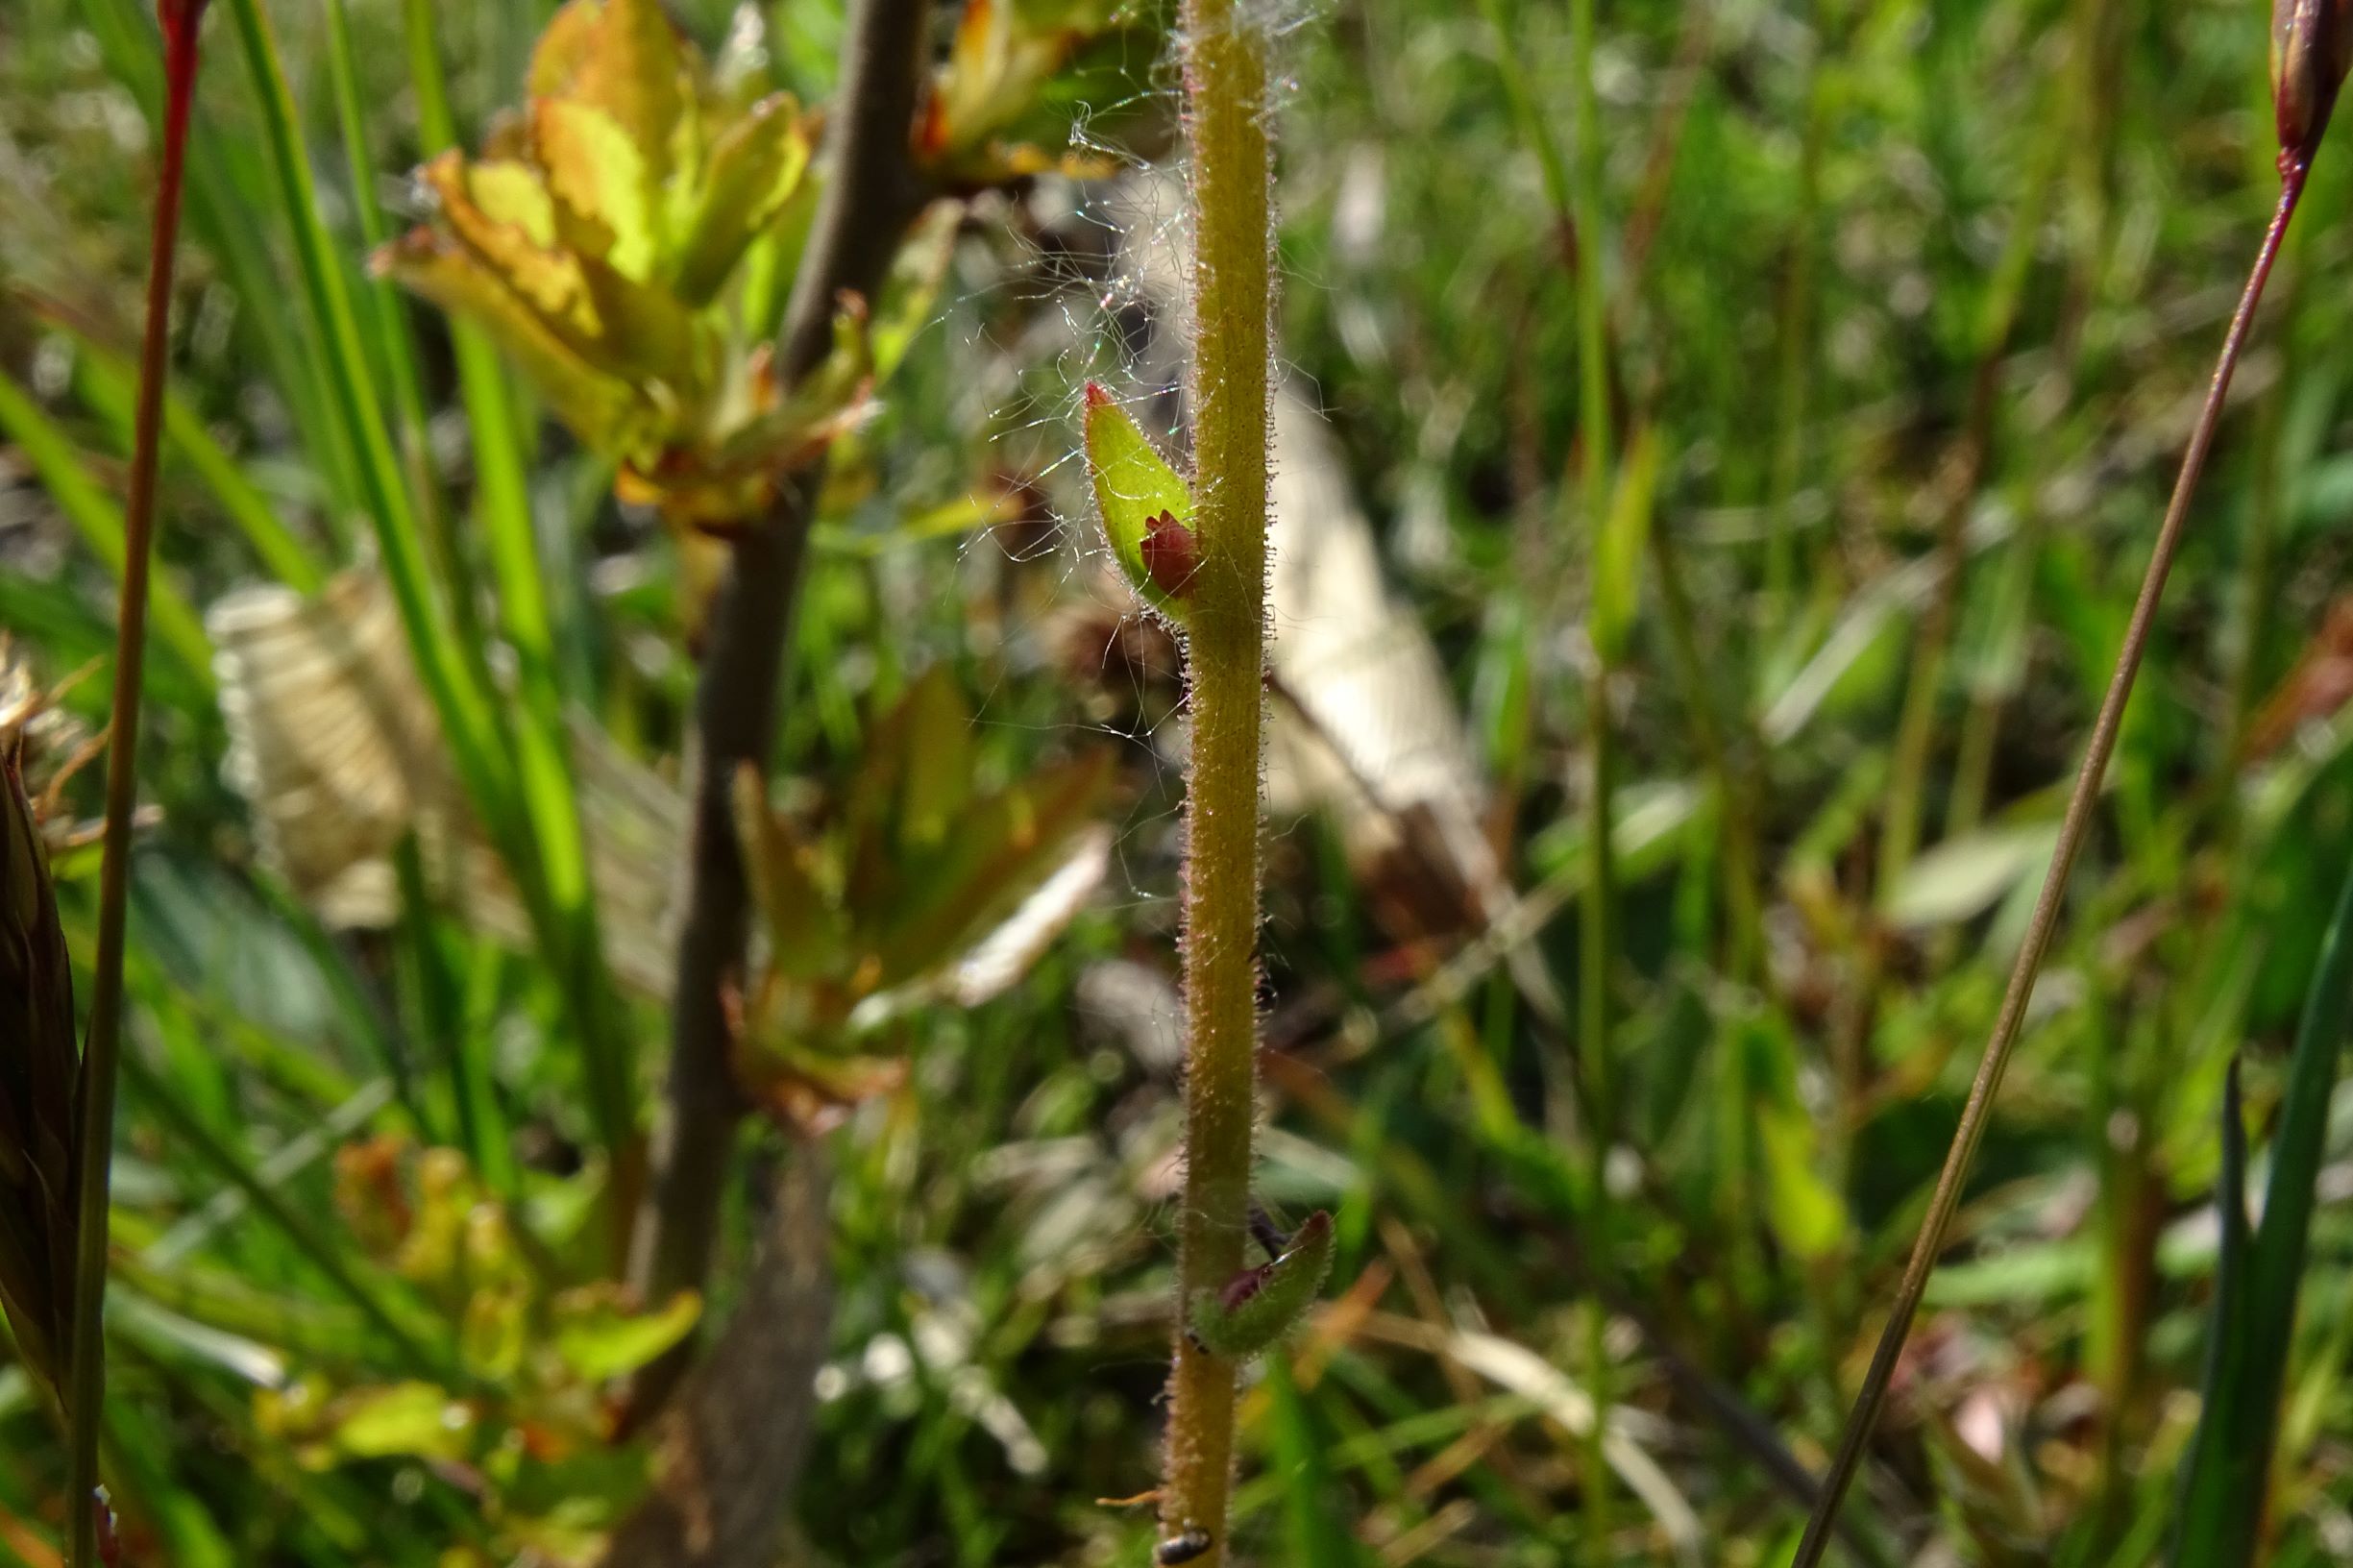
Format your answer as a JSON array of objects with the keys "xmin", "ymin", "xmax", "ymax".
[
  {"xmin": 1790, "ymin": 158, "xmax": 2310, "ymax": 1566},
  {"xmin": 67, "ymin": 4, "xmax": 208, "ymax": 1562}
]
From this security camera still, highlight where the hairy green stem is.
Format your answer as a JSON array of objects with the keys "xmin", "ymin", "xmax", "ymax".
[
  {"xmin": 1161, "ymin": 2, "xmax": 1273, "ymax": 1561},
  {"xmin": 68, "ymin": 6, "xmax": 207, "ymax": 1562},
  {"xmin": 1791, "ymin": 159, "xmax": 2311, "ymax": 1568}
]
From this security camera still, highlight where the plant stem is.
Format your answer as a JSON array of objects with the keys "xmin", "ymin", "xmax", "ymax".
[
  {"xmin": 1160, "ymin": 1, "xmax": 1273, "ymax": 1560},
  {"xmin": 67, "ymin": 4, "xmax": 207, "ymax": 1562},
  {"xmin": 626, "ymin": 0, "xmax": 924, "ymax": 1413},
  {"xmin": 1566, "ymin": 0, "xmax": 1621, "ymax": 1552},
  {"xmin": 1765, "ymin": 2, "xmax": 1828, "ymax": 636},
  {"xmin": 1790, "ymin": 159, "xmax": 2311, "ymax": 1568}
]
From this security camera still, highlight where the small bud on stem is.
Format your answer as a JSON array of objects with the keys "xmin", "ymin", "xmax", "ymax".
[{"xmin": 2274, "ymin": 0, "xmax": 2352, "ymax": 168}]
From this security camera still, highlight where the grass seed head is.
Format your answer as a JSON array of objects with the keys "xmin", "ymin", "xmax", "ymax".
[
  {"xmin": 0, "ymin": 730, "xmax": 80, "ymax": 1420},
  {"xmin": 2273, "ymin": 0, "xmax": 2353, "ymax": 165}
]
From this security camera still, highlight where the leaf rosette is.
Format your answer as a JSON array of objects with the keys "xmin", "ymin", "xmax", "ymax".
[{"xmin": 375, "ymin": 0, "xmax": 868, "ymax": 530}]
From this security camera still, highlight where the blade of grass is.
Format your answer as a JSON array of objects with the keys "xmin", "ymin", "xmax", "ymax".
[
  {"xmin": 319, "ymin": 0, "xmax": 473, "ymax": 637},
  {"xmin": 0, "ymin": 371, "xmax": 212, "ymax": 683},
  {"xmin": 65, "ymin": 344, "xmax": 324, "ymax": 593},
  {"xmin": 1564, "ymin": 0, "xmax": 1621, "ymax": 1549},
  {"xmin": 400, "ymin": 0, "xmax": 635, "ymax": 1177},
  {"xmin": 2170, "ymin": 847, "xmax": 2353, "ymax": 1564},
  {"xmin": 65, "ymin": 5, "xmax": 206, "ymax": 1561},
  {"xmin": 1789, "ymin": 158, "xmax": 2314, "ymax": 1568},
  {"xmin": 226, "ymin": 0, "xmax": 635, "ymax": 1163}
]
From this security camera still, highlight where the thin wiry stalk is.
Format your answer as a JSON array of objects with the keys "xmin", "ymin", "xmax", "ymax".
[
  {"xmin": 1765, "ymin": 1, "xmax": 1828, "ymax": 634},
  {"xmin": 1567, "ymin": 0, "xmax": 1619, "ymax": 1550},
  {"xmin": 1790, "ymin": 159, "xmax": 2312, "ymax": 1567},
  {"xmin": 68, "ymin": 4, "xmax": 207, "ymax": 1562},
  {"xmin": 1159, "ymin": 0, "xmax": 1274, "ymax": 1560}
]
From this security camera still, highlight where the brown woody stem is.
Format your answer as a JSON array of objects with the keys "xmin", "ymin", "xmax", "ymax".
[{"xmin": 626, "ymin": 0, "xmax": 924, "ymax": 1412}]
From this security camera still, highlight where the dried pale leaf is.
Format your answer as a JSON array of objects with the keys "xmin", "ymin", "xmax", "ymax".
[
  {"xmin": 1882, "ymin": 822, "xmax": 2059, "ymax": 930},
  {"xmin": 874, "ymin": 748, "xmax": 1114, "ymax": 988},
  {"xmin": 208, "ymin": 576, "xmax": 434, "ymax": 926},
  {"xmin": 209, "ymin": 574, "xmax": 683, "ymax": 997},
  {"xmin": 948, "ymin": 822, "xmax": 1112, "ymax": 1006}
]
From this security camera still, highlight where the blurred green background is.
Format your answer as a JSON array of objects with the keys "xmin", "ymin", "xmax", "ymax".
[{"xmin": 6, "ymin": 0, "xmax": 2353, "ymax": 1563}]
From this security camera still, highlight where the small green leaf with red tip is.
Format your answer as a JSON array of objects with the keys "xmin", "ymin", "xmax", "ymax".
[
  {"xmin": 1082, "ymin": 383, "xmax": 1196, "ymax": 621},
  {"xmin": 1188, "ymin": 1211, "xmax": 1335, "ymax": 1360}
]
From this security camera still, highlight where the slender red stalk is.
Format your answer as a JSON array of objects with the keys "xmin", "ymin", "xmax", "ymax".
[
  {"xmin": 66, "ymin": 4, "xmax": 208, "ymax": 1562},
  {"xmin": 1789, "ymin": 157, "xmax": 2309, "ymax": 1566}
]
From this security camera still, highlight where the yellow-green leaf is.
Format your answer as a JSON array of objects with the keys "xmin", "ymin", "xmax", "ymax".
[
  {"xmin": 670, "ymin": 93, "xmax": 811, "ymax": 306},
  {"xmin": 734, "ymin": 765, "xmax": 848, "ymax": 984},
  {"xmin": 320, "ymin": 1382, "xmax": 475, "ymax": 1463},
  {"xmin": 375, "ymin": 232, "xmax": 649, "ymax": 455},
  {"xmin": 1590, "ymin": 424, "xmax": 1661, "ymax": 667},
  {"xmin": 550, "ymin": 1285, "xmax": 701, "ymax": 1383},
  {"xmin": 421, "ymin": 154, "xmax": 594, "ymax": 335},
  {"xmin": 530, "ymin": 0, "xmax": 694, "ymax": 197},
  {"xmin": 533, "ymin": 99, "xmax": 658, "ymax": 280}
]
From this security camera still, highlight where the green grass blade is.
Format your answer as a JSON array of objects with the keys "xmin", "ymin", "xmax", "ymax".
[
  {"xmin": 222, "ymin": 0, "xmax": 637, "ymax": 1158},
  {"xmin": 320, "ymin": 0, "xmax": 478, "ymax": 637},
  {"xmin": 66, "ymin": 344, "xmax": 324, "ymax": 593},
  {"xmin": 0, "ymin": 369, "xmax": 213, "ymax": 683},
  {"xmin": 2172, "ymin": 851, "xmax": 2353, "ymax": 1565},
  {"xmin": 402, "ymin": 0, "xmax": 635, "ymax": 1158},
  {"xmin": 1264, "ymin": 1356, "xmax": 1365, "ymax": 1568}
]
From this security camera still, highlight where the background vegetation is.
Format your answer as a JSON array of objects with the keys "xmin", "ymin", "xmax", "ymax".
[{"xmin": 5, "ymin": 0, "xmax": 2353, "ymax": 1563}]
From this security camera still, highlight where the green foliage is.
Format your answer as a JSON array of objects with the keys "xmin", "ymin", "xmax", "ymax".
[
  {"xmin": 2172, "ymin": 853, "xmax": 2353, "ymax": 1566},
  {"xmin": 375, "ymin": 0, "xmax": 862, "ymax": 530},
  {"xmin": 733, "ymin": 664, "xmax": 1114, "ymax": 1121},
  {"xmin": 13, "ymin": 0, "xmax": 2353, "ymax": 1563}
]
